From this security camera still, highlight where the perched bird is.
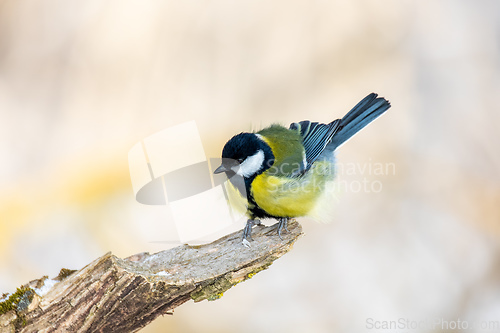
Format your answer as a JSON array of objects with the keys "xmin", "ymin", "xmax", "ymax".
[{"xmin": 214, "ymin": 93, "xmax": 391, "ymax": 246}]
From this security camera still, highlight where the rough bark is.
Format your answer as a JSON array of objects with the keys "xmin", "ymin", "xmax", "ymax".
[{"xmin": 0, "ymin": 221, "xmax": 302, "ymax": 333}]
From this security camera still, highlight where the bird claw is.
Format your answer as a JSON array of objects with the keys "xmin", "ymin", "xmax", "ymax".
[
  {"xmin": 277, "ymin": 218, "xmax": 289, "ymax": 240},
  {"xmin": 242, "ymin": 218, "xmax": 289, "ymax": 243},
  {"xmin": 242, "ymin": 219, "xmax": 260, "ymax": 247}
]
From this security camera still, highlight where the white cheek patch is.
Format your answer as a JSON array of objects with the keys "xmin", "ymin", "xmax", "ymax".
[{"xmin": 236, "ymin": 150, "xmax": 265, "ymax": 177}]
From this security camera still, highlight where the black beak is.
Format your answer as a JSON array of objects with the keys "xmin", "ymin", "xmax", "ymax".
[{"xmin": 214, "ymin": 164, "xmax": 228, "ymax": 174}]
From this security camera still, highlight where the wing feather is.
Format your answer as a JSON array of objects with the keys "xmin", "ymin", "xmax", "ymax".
[{"xmin": 289, "ymin": 119, "xmax": 341, "ymax": 174}]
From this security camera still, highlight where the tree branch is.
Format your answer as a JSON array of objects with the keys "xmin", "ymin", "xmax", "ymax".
[{"xmin": 0, "ymin": 221, "xmax": 302, "ymax": 333}]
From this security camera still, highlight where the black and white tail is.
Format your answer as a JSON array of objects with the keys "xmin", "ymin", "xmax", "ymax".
[
  {"xmin": 290, "ymin": 93, "xmax": 390, "ymax": 175},
  {"xmin": 328, "ymin": 93, "xmax": 390, "ymax": 151}
]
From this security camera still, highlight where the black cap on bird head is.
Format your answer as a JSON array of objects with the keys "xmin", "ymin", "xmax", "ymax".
[{"xmin": 213, "ymin": 133, "xmax": 274, "ymax": 177}]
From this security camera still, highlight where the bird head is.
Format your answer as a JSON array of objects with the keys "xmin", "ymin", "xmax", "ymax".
[{"xmin": 214, "ymin": 133, "xmax": 274, "ymax": 178}]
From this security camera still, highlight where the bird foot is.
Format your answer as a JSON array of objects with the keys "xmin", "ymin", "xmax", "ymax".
[
  {"xmin": 242, "ymin": 219, "xmax": 261, "ymax": 246},
  {"xmin": 277, "ymin": 218, "xmax": 289, "ymax": 240}
]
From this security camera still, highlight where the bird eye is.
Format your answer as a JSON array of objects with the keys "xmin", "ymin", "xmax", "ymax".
[{"xmin": 236, "ymin": 158, "xmax": 244, "ymax": 163}]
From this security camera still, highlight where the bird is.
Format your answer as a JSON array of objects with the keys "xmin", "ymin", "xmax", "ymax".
[{"xmin": 214, "ymin": 93, "xmax": 391, "ymax": 246}]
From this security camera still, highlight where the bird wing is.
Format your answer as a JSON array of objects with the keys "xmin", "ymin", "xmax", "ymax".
[{"xmin": 289, "ymin": 120, "xmax": 341, "ymax": 175}]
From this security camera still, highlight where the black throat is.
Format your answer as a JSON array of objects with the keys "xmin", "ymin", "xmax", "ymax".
[
  {"xmin": 243, "ymin": 136, "xmax": 275, "ymax": 219},
  {"xmin": 223, "ymin": 133, "xmax": 275, "ymax": 219}
]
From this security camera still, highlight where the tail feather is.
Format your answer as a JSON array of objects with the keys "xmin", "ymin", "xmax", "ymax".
[{"xmin": 328, "ymin": 93, "xmax": 390, "ymax": 151}]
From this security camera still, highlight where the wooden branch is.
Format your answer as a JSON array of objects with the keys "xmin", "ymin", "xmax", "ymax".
[{"xmin": 0, "ymin": 221, "xmax": 302, "ymax": 333}]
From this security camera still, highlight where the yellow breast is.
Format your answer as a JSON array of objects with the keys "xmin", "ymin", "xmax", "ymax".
[{"xmin": 250, "ymin": 160, "xmax": 333, "ymax": 217}]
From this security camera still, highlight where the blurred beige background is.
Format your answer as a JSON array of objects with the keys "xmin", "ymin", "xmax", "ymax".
[{"xmin": 1, "ymin": 0, "xmax": 499, "ymax": 332}]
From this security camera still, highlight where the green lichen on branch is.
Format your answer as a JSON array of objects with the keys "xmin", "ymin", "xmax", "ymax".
[
  {"xmin": 244, "ymin": 262, "xmax": 271, "ymax": 280},
  {"xmin": 190, "ymin": 262, "xmax": 274, "ymax": 302},
  {"xmin": 0, "ymin": 286, "xmax": 34, "ymax": 315},
  {"xmin": 190, "ymin": 274, "xmax": 235, "ymax": 302},
  {"xmin": 55, "ymin": 267, "xmax": 77, "ymax": 281}
]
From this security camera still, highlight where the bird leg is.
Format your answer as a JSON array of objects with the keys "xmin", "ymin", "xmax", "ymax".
[
  {"xmin": 277, "ymin": 218, "xmax": 289, "ymax": 240},
  {"xmin": 242, "ymin": 219, "xmax": 261, "ymax": 247}
]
